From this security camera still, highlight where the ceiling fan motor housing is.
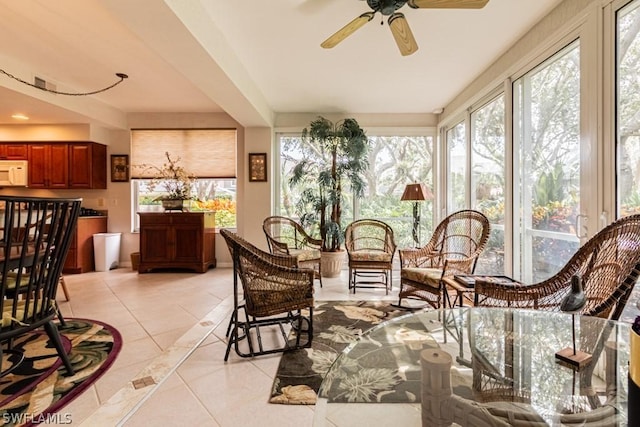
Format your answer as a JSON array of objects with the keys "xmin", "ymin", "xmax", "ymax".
[{"xmin": 367, "ymin": 0, "xmax": 408, "ymax": 15}]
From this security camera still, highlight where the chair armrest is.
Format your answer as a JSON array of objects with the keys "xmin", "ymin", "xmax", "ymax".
[
  {"xmin": 441, "ymin": 258, "xmax": 477, "ymax": 276},
  {"xmin": 268, "ymin": 239, "xmax": 290, "ymax": 255},
  {"xmin": 399, "ymin": 248, "xmax": 441, "ymax": 268},
  {"xmin": 302, "ymin": 236, "xmax": 323, "ymax": 250},
  {"xmin": 242, "ymin": 241, "xmax": 299, "ymax": 268}
]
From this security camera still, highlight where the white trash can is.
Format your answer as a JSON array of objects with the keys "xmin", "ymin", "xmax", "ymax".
[{"xmin": 93, "ymin": 232, "xmax": 122, "ymax": 271}]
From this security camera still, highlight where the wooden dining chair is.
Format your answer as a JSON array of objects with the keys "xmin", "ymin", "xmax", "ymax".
[{"xmin": 0, "ymin": 196, "xmax": 81, "ymax": 377}]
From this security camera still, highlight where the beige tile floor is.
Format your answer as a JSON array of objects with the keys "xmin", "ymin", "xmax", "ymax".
[
  {"xmin": 54, "ymin": 266, "xmax": 401, "ymax": 427},
  {"xmin": 48, "ymin": 265, "xmax": 640, "ymax": 426}
]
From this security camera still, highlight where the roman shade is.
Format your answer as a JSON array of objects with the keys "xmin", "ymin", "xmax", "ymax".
[{"xmin": 131, "ymin": 129, "xmax": 237, "ymax": 179}]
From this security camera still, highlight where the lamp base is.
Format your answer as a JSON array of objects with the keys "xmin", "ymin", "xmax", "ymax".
[{"xmin": 555, "ymin": 347, "xmax": 592, "ymax": 369}]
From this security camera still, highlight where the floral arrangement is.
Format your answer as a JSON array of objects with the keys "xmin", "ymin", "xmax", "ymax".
[{"xmin": 136, "ymin": 152, "xmax": 196, "ymax": 200}]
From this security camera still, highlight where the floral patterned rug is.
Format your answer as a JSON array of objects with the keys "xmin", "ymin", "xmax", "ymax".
[
  {"xmin": 0, "ymin": 318, "xmax": 121, "ymax": 425},
  {"xmin": 270, "ymin": 300, "xmax": 420, "ymax": 405}
]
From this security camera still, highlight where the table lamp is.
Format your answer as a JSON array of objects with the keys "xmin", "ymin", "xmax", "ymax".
[
  {"xmin": 401, "ymin": 183, "xmax": 433, "ymax": 247},
  {"xmin": 555, "ymin": 275, "xmax": 592, "ymax": 369}
]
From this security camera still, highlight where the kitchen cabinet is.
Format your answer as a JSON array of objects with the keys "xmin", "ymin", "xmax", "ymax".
[
  {"xmin": 68, "ymin": 142, "xmax": 107, "ymax": 189},
  {"xmin": 27, "ymin": 142, "xmax": 107, "ymax": 189},
  {"xmin": 63, "ymin": 216, "xmax": 108, "ymax": 274},
  {"xmin": 28, "ymin": 143, "xmax": 69, "ymax": 188},
  {"xmin": 0, "ymin": 144, "xmax": 28, "ymax": 159},
  {"xmin": 138, "ymin": 212, "xmax": 216, "ymax": 273}
]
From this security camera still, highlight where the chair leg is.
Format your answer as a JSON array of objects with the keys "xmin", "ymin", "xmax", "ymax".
[
  {"xmin": 59, "ymin": 276, "xmax": 70, "ymax": 301},
  {"xmin": 44, "ymin": 321, "xmax": 75, "ymax": 376}
]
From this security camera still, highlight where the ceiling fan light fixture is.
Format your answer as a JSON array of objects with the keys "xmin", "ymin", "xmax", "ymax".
[{"xmin": 322, "ymin": 0, "xmax": 489, "ymax": 55}]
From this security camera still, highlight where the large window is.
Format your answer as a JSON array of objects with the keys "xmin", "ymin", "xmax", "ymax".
[
  {"xmin": 471, "ymin": 94, "xmax": 506, "ymax": 275},
  {"xmin": 446, "ymin": 121, "xmax": 467, "ymax": 213},
  {"xmin": 360, "ymin": 135, "xmax": 434, "ymax": 248},
  {"xmin": 617, "ymin": 0, "xmax": 640, "ymax": 218},
  {"xmin": 278, "ymin": 132, "xmax": 434, "ymax": 248},
  {"xmin": 514, "ymin": 42, "xmax": 581, "ymax": 283},
  {"xmin": 131, "ymin": 129, "xmax": 237, "ymax": 231}
]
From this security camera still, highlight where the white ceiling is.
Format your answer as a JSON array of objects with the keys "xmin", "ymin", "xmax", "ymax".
[{"xmin": 0, "ymin": 0, "xmax": 564, "ymax": 129}]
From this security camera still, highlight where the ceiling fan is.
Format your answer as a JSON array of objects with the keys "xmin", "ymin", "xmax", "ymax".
[{"xmin": 321, "ymin": 0, "xmax": 489, "ymax": 56}]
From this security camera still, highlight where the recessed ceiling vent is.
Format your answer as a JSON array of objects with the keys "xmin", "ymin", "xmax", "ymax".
[
  {"xmin": 34, "ymin": 76, "xmax": 57, "ymax": 92},
  {"xmin": 34, "ymin": 76, "xmax": 46, "ymax": 89}
]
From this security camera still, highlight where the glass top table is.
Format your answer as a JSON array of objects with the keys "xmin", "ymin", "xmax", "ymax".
[{"xmin": 314, "ymin": 307, "xmax": 630, "ymax": 426}]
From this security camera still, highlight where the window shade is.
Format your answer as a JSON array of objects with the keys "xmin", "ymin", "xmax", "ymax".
[{"xmin": 131, "ymin": 129, "xmax": 237, "ymax": 179}]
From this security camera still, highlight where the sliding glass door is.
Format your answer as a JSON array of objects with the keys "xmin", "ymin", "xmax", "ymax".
[
  {"xmin": 513, "ymin": 41, "xmax": 582, "ymax": 283},
  {"xmin": 616, "ymin": 0, "xmax": 640, "ymax": 218}
]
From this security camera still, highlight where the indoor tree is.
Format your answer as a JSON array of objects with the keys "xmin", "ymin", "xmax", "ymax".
[{"xmin": 290, "ymin": 116, "xmax": 369, "ymax": 252}]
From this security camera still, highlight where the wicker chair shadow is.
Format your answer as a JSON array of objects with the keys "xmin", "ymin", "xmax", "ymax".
[
  {"xmin": 344, "ymin": 219, "xmax": 397, "ymax": 294},
  {"xmin": 0, "ymin": 196, "xmax": 81, "ymax": 377},
  {"xmin": 398, "ymin": 210, "xmax": 491, "ymax": 309},
  {"xmin": 263, "ymin": 216, "xmax": 323, "ymax": 287},
  {"xmin": 474, "ymin": 213, "xmax": 640, "ymax": 321},
  {"xmin": 220, "ymin": 229, "xmax": 314, "ymax": 361}
]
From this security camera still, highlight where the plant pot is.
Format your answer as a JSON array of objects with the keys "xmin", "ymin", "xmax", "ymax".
[
  {"xmin": 161, "ymin": 199, "xmax": 184, "ymax": 211},
  {"xmin": 321, "ymin": 250, "xmax": 345, "ymax": 278}
]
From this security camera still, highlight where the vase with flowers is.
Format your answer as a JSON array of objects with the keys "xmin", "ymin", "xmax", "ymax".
[{"xmin": 135, "ymin": 152, "xmax": 196, "ymax": 211}]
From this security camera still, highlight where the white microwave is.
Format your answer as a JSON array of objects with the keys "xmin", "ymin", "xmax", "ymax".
[{"xmin": 0, "ymin": 160, "xmax": 28, "ymax": 186}]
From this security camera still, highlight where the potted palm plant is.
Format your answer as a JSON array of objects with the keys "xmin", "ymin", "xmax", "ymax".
[{"xmin": 290, "ymin": 116, "xmax": 369, "ymax": 276}]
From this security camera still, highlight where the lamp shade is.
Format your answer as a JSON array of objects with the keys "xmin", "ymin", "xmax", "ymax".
[{"xmin": 401, "ymin": 183, "xmax": 433, "ymax": 202}]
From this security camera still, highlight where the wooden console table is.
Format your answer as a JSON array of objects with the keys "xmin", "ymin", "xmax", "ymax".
[{"xmin": 138, "ymin": 212, "xmax": 216, "ymax": 273}]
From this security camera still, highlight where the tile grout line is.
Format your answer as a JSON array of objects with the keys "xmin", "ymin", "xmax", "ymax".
[{"xmin": 78, "ymin": 295, "xmax": 234, "ymax": 427}]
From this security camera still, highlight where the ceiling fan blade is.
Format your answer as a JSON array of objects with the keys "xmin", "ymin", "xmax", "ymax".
[
  {"xmin": 388, "ymin": 13, "xmax": 418, "ymax": 56},
  {"xmin": 321, "ymin": 12, "xmax": 375, "ymax": 49},
  {"xmin": 407, "ymin": 0, "xmax": 489, "ymax": 9}
]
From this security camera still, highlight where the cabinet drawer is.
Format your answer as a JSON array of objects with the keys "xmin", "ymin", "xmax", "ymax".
[
  {"xmin": 139, "ymin": 214, "xmax": 169, "ymax": 225},
  {"xmin": 169, "ymin": 214, "xmax": 202, "ymax": 225}
]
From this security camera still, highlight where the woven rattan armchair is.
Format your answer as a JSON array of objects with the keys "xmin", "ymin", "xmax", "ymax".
[
  {"xmin": 398, "ymin": 210, "xmax": 490, "ymax": 309},
  {"xmin": 221, "ymin": 229, "xmax": 314, "ymax": 361},
  {"xmin": 345, "ymin": 219, "xmax": 397, "ymax": 294},
  {"xmin": 474, "ymin": 214, "xmax": 640, "ymax": 320},
  {"xmin": 0, "ymin": 196, "xmax": 81, "ymax": 377},
  {"xmin": 263, "ymin": 216, "xmax": 323, "ymax": 287}
]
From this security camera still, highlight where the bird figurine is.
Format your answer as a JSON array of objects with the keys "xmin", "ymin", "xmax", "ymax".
[{"xmin": 560, "ymin": 275, "xmax": 586, "ymax": 313}]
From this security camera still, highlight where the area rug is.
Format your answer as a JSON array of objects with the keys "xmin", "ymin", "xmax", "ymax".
[
  {"xmin": 0, "ymin": 318, "xmax": 121, "ymax": 425},
  {"xmin": 270, "ymin": 300, "xmax": 422, "ymax": 405}
]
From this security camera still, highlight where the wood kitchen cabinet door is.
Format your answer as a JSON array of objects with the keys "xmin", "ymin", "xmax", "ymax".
[
  {"xmin": 28, "ymin": 143, "xmax": 69, "ymax": 188},
  {"xmin": 68, "ymin": 142, "xmax": 107, "ymax": 189},
  {"xmin": 0, "ymin": 144, "xmax": 28, "ymax": 159}
]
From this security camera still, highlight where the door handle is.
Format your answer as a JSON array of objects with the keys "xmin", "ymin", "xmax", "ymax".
[{"xmin": 575, "ymin": 214, "xmax": 588, "ymax": 239}]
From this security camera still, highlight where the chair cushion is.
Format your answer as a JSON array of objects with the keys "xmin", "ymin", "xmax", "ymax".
[
  {"xmin": 401, "ymin": 267, "xmax": 442, "ymax": 287},
  {"xmin": 349, "ymin": 250, "xmax": 393, "ymax": 263},
  {"xmin": 2, "ymin": 299, "xmax": 48, "ymax": 328},
  {"xmin": 1, "ymin": 272, "xmax": 29, "ymax": 290},
  {"xmin": 289, "ymin": 248, "xmax": 321, "ymax": 262}
]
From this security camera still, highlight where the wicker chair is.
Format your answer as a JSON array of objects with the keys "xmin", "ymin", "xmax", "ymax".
[
  {"xmin": 220, "ymin": 229, "xmax": 314, "ymax": 361},
  {"xmin": 398, "ymin": 210, "xmax": 491, "ymax": 309},
  {"xmin": 263, "ymin": 216, "xmax": 323, "ymax": 287},
  {"xmin": 0, "ymin": 196, "xmax": 81, "ymax": 377},
  {"xmin": 474, "ymin": 214, "xmax": 640, "ymax": 320},
  {"xmin": 344, "ymin": 219, "xmax": 397, "ymax": 294}
]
